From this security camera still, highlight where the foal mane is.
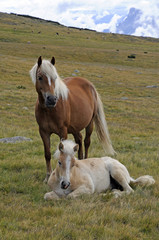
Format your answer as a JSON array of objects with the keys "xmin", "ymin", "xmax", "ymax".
[
  {"xmin": 54, "ymin": 140, "xmax": 77, "ymax": 159},
  {"xmin": 30, "ymin": 60, "xmax": 69, "ymax": 100}
]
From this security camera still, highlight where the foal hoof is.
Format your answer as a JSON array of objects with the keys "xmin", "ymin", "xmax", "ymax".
[{"xmin": 112, "ymin": 189, "xmax": 122, "ymax": 198}]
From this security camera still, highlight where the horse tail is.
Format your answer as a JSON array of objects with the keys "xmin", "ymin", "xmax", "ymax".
[
  {"xmin": 94, "ymin": 92, "xmax": 116, "ymax": 155},
  {"xmin": 130, "ymin": 175, "xmax": 155, "ymax": 186}
]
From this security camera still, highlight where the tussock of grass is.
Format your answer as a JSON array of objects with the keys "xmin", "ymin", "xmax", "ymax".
[{"xmin": 0, "ymin": 12, "xmax": 159, "ymax": 240}]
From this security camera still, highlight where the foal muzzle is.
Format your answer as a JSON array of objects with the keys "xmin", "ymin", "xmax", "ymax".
[{"xmin": 61, "ymin": 180, "xmax": 70, "ymax": 190}]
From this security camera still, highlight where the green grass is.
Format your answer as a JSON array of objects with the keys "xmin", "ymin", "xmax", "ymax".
[{"xmin": 0, "ymin": 12, "xmax": 159, "ymax": 239}]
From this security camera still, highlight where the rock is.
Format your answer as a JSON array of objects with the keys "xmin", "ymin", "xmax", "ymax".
[
  {"xmin": 23, "ymin": 107, "xmax": 29, "ymax": 110},
  {"xmin": 128, "ymin": 54, "xmax": 136, "ymax": 59},
  {"xmin": 0, "ymin": 136, "xmax": 32, "ymax": 143},
  {"xmin": 121, "ymin": 97, "xmax": 129, "ymax": 100},
  {"xmin": 146, "ymin": 85, "xmax": 157, "ymax": 88}
]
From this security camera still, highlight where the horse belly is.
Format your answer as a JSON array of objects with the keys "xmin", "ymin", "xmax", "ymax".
[
  {"xmin": 85, "ymin": 159, "xmax": 110, "ymax": 193},
  {"xmin": 93, "ymin": 168, "xmax": 110, "ymax": 193},
  {"xmin": 68, "ymin": 96, "xmax": 94, "ymax": 132},
  {"xmin": 70, "ymin": 110, "xmax": 93, "ymax": 132}
]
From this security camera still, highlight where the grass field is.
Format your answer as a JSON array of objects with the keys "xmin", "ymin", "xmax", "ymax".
[{"xmin": 0, "ymin": 12, "xmax": 159, "ymax": 239}]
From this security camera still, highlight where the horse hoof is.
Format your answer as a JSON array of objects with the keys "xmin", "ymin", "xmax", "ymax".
[
  {"xmin": 43, "ymin": 177, "xmax": 48, "ymax": 184},
  {"xmin": 44, "ymin": 193, "xmax": 50, "ymax": 200},
  {"xmin": 43, "ymin": 173, "xmax": 50, "ymax": 184}
]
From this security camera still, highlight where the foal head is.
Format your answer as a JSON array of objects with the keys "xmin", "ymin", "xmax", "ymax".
[
  {"xmin": 54, "ymin": 140, "xmax": 79, "ymax": 190},
  {"xmin": 30, "ymin": 56, "xmax": 68, "ymax": 108}
]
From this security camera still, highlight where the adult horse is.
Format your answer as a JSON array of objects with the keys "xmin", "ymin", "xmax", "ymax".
[
  {"xmin": 30, "ymin": 56, "xmax": 115, "ymax": 181},
  {"xmin": 44, "ymin": 139, "xmax": 155, "ymax": 199}
]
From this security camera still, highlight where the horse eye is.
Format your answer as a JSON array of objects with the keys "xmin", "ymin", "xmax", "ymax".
[
  {"xmin": 38, "ymin": 76, "xmax": 43, "ymax": 81},
  {"xmin": 58, "ymin": 161, "xmax": 62, "ymax": 166}
]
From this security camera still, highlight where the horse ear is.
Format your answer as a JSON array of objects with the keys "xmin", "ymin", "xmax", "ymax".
[
  {"xmin": 51, "ymin": 57, "xmax": 55, "ymax": 65},
  {"xmin": 38, "ymin": 56, "xmax": 42, "ymax": 67},
  {"xmin": 73, "ymin": 144, "xmax": 79, "ymax": 152},
  {"xmin": 59, "ymin": 142, "xmax": 64, "ymax": 152}
]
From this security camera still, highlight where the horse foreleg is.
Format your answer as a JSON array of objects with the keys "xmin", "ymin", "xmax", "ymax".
[
  {"xmin": 39, "ymin": 129, "xmax": 52, "ymax": 183},
  {"xmin": 84, "ymin": 120, "xmax": 93, "ymax": 158},
  {"xmin": 73, "ymin": 132, "xmax": 83, "ymax": 159},
  {"xmin": 59, "ymin": 126, "xmax": 68, "ymax": 142},
  {"xmin": 44, "ymin": 191, "xmax": 60, "ymax": 200},
  {"xmin": 67, "ymin": 185, "xmax": 94, "ymax": 198}
]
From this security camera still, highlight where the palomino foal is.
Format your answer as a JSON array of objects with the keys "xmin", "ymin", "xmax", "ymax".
[{"xmin": 44, "ymin": 140, "xmax": 155, "ymax": 199}]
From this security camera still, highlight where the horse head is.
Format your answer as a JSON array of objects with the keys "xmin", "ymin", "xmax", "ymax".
[
  {"xmin": 36, "ymin": 56, "xmax": 58, "ymax": 107},
  {"xmin": 30, "ymin": 56, "xmax": 68, "ymax": 108},
  {"xmin": 54, "ymin": 140, "xmax": 79, "ymax": 190}
]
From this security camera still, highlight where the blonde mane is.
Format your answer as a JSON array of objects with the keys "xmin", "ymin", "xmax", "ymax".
[
  {"xmin": 29, "ymin": 60, "xmax": 69, "ymax": 100},
  {"xmin": 54, "ymin": 140, "xmax": 77, "ymax": 159}
]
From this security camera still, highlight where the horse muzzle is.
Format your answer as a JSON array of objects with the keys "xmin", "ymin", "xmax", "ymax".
[
  {"xmin": 45, "ymin": 95, "xmax": 57, "ymax": 108},
  {"xmin": 61, "ymin": 180, "xmax": 70, "ymax": 190}
]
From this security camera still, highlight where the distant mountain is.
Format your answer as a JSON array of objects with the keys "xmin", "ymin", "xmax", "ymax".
[
  {"xmin": 101, "ymin": 7, "xmax": 159, "ymax": 38},
  {"xmin": 116, "ymin": 8, "xmax": 142, "ymax": 35}
]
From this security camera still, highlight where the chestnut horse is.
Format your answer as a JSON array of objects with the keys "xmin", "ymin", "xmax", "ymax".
[
  {"xmin": 44, "ymin": 139, "xmax": 155, "ymax": 199},
  {"xmin": 30, "ymin": 56, "xmax": 115, "ymax": 181}
]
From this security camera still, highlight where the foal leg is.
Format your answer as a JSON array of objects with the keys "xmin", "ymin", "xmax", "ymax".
[
  {"xmin": 44, "ymin": 191, "xmax": 60, "ymax": 200},
  {"xmin": 110, "ymin": 168, "xmax": 134, "ymax": 197},
  {"xmin": 39, "ymin": 129, "xmax": 52, "ymax": 183},
  {"xmin": 73, "ymin": 132, "xmax": 83, "ymax": 159},
  {"xmin": 84, "ymin": 120, "xmax": 93, "ymax": 158},
  {"xmin": 67, "ymin": 185, "xmax": 94, "ymax": 198}
]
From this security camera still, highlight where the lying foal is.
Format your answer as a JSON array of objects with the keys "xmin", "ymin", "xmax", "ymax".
[{"xmin": 44, "ymin": 140, "xmax": 155, "ymax": 199}]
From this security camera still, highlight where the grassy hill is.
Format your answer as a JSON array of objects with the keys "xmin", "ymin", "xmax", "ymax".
[{"xmin": 0, "ymin": 12, "xmax": 159, "ymax": 239}]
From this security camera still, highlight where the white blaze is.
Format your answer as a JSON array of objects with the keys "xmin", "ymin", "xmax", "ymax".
[
  {"xmin": 47, "ymin": 75, "xmax": 51, "ymax": 86},
  {"xmin": 65, "ymin": 155, "xmax": 71, "ymax": 182}
]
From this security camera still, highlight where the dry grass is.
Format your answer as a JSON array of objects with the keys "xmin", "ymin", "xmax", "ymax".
[{"xmin": 0, "ymin": 12, "xmax": 159, "ymax": 239}]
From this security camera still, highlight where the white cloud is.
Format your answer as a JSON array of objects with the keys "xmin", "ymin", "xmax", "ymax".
[{"xmin": 133, "ymin": 24, "xmax": 159, "ymax": 38}]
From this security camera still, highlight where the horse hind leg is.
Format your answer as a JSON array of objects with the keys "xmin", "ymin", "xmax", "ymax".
[
  {"xmin": 84, "ymin": 120, "xmax": 93, "ymax": 159},
  {"xmin": 109, "ymin": 167, "xmax": 134, "ymax": 197},
  {"xmin": 73, "ymin": 132, "xmax": 83, "ymax": 159}
]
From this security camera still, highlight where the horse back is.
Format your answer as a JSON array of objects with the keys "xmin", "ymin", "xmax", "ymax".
[{"xmin": 64, "ymin": 77, "xmax": 96, "ymax": 96}]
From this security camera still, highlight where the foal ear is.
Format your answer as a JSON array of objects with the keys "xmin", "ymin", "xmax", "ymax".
[
  {"xmin": 51, "ymin": 57, "xmax": 55, "ymax": 65},
  {"xmin": 73, "ymin": 144, "xmax": 79, "ymax": 152},
  {"xmin": 38, "ymin": 56, "xmax": 42, "ymax": 67},
  {"xmin": 59, "ymin": 142, "xmax": 64, "ymax": 152}
]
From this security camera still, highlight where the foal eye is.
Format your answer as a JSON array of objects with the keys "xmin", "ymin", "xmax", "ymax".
[{"xmin": 58, "ymin": 161, "xmax": 62, "ymax": 166}]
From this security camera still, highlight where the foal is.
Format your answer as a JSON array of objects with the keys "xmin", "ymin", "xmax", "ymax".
[{"xmin": 44, "ymin": 140, "xmax": 155, "ymax": 199}]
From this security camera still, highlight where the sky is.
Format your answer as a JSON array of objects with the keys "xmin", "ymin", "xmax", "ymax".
[{"xmin": 1, "ymin": 0, "xmax": 159, "ymax": 38}]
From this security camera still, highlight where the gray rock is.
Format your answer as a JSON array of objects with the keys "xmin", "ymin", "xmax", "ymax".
[
  {"xmin": 23, "ymin": 107, "xmax": 29, "ymax": 110},
  {"xmin": 146, "ymin": 85, "xmax": 158, "ymax": 88},
  {"xmin": 121, "ymin": 97, "xmax": 129, "ymax": 100},
  {"xmin": 0, "ymin": 136, "xmax": 32, "ymax": 143},
  {"xmin": 74, "ymin": 69, "xmax": 80, "ymax": 73}
]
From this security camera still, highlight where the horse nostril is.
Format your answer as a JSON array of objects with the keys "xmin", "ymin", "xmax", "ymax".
[
  {"xmin": 61, "ymin": 181, "xmax": 70, "ymax": 189},
  {"xmin": 61, "ymin": 181, "xmax": 66, "ymax": 189}
]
